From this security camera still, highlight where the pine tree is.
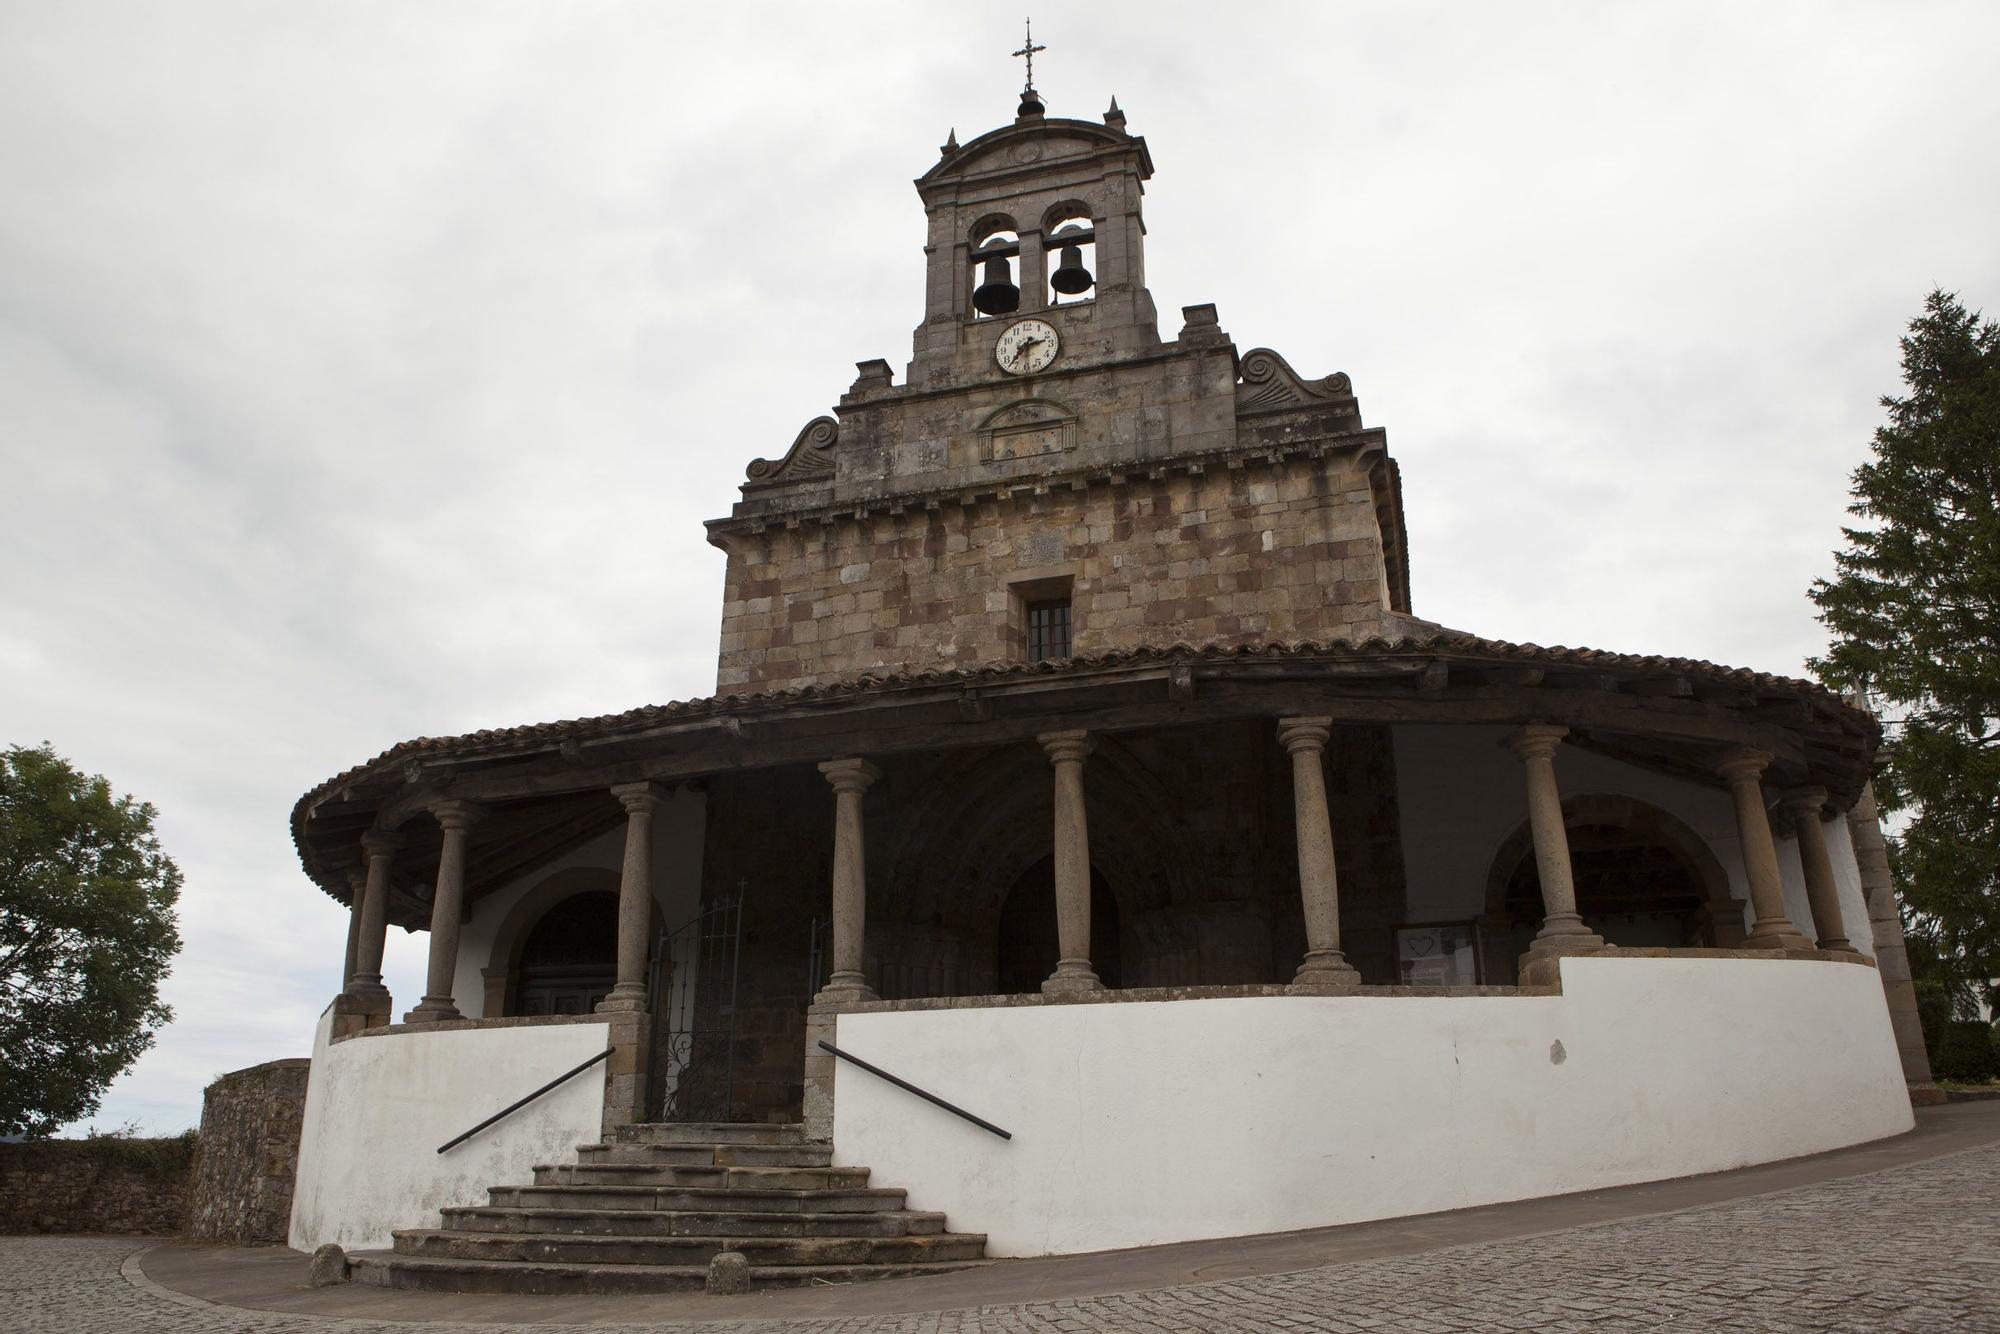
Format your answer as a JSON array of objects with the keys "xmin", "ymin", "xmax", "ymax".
[{"xmin": 1811, "ymin": 290, "xmax": 2000, "ymax": 1020}]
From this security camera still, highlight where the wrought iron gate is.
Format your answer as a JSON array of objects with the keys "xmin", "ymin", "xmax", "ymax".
[{"xmin": 646, "ymin": 887, "xmax": 744, "ymax": 1122}]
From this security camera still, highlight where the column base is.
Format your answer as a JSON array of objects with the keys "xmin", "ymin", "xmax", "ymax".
[
  {"xmin": 813, "ymin": 971, "xmax": 878, "ymax": 1006},
  {"xmin": 340, "ymin": 981, "xmax": 393, "ymax": 1030},
  {"xmin": 1742, "ymin": 920, "xmax": 1814, "ymax": 952},
  {"xmin": 594, "ymin": 983, "xmax": 649, "ymax": 1015},
  {"xmin": 1815, "ymin": 935, "xmax": 1857, "ymax": 953},
  {"xmin": 1289, "ymin": 949, "xmax": 1362, "ymax": 994},
  {"xmin": 1908, "ymin": 1080, "xmax": 1949, "ymax": 1107},
  {"xmin": 1529, "ymin": 914, "xmax": 1606, "ymax": 952},
  {"xmin": 1041, "ymin": 959, "xmax": 1103, "ymax": 995},
  {"xmin": 403, "ymin": 995, "xmax": 462, "ymax": 1024}
]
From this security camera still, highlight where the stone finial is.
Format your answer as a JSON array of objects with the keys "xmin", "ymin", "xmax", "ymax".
[
  {"xmin": 1177, "ymin": 303, "xmax": 1228, "ymax": 348},
  {"xmin": 849, "ymin": 359, "xmax": 894, "ymax": 394},
  {"xmin": 1104, "ymin": 95, "xmax": 1126, "ymax": 129},
  {"xmin": 940, "ymin": 128, "xmax": 958, "ymax": 156}
]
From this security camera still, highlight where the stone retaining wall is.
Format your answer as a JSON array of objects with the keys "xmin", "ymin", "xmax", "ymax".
[
  {"xmin": 0, "ymin": 1135, "xmax": 194, "ymax": 1235},
  {"xmin": 186, "ymin": 1057, "xmax": 309, "ymax": 1245}
]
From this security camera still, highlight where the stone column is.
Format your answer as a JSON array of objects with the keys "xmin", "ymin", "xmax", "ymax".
[
  {"xmin": 406, "ymin": 799, "xmax": 483, "ymax": 1023},
  {"xmin": 341, "ymin": 870, "xmax": 365, "ymax": 991},
  {"xmin": 598, "ymin": 782, "xmax": 666, "ymax": 1014},
  {"xmin": 1039, "ymin": 730, "xmax": 1103, "ymax": 994},
  {"xmin": 346, "ymin": 830, "xmax": 399, "ymax": 1020},
  {"xmin": 1781, "ymin": 787, "xmax": 1854, "ymax": 952},
  {"xmin": 1848, "ymin": 780, "xmax": 1942, "ymax": 1098},
  {"xmin": 815, "ymin": 758, "xmax": 881, "ymax": 1004},
  {"xmin": 1717, "ymin": 750, "xmax": 1812, "ymax": 952},
  {"xmin": 1279, "ymin": 717, "xmax": 1361, "ymax": 991},
  {"xmin": 1508, "ymin": 725, "xmax": 1605, "ymax": 955}
]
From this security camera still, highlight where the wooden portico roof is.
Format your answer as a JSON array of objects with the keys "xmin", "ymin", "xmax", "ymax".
[{"xmin": 291, "ymin": 630, "xmax": 1877, "ymax": 929}]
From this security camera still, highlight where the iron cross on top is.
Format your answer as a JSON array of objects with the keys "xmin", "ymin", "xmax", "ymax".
[{"xmin": 1013, "ymin": 19, "xmax": 1045, "ymax": 91}]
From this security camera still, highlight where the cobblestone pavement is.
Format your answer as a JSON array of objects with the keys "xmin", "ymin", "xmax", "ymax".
[{"xmin": 6, "ymin": 1144, "xmax": 1998, "ymax": 1333}]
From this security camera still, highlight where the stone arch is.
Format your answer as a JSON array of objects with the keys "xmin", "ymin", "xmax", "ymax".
[
  {"xmin": 480, "ymin": 865, "xmax": 622, "ymax": 1017},
  {"xmin": 1481, "ymin": 794, "xmax": 1743, "ymax": 982},
  {"xmin": 873, "ymin": 737, "xmax": 1199, "ymax": 995},
  {"xmin": 969, "ymin": 212, "xmax": 1019, "ymax": 245},
  {"xmin": 1040, "ymin": 198, "xmax": 1096, "ymax": 234}
]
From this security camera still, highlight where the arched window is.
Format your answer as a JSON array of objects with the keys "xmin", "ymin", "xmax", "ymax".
[
  {"xmin": 1042, "ymin": 203, "xmax": 1096, "ymax": 307},
  {"xmin": 969, "ymin": 215, "xmax": 1020, "ymax": 319}
]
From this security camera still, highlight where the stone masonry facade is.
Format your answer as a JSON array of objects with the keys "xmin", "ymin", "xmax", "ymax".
[
  {"xmin": 184, "ymin": 1058, "xmax": 309, "ymax": 1245},
  {"xmin": 713, "ymin": 449, "xmax": 1398, "ymax": 691},
  {"xmin": 705, "ymin": 101, "xmax": 1414, "ymax": 693}
]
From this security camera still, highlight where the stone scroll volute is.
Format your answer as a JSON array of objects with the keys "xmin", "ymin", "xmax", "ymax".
[{"xmin": 746, "ymin": 416, "xmax": 839, "ymax": 486}]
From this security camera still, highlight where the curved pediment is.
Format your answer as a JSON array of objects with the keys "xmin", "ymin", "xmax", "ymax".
[{"xmin": 921, "ymin": 118, "xmax": 1150, "ymax": 186}]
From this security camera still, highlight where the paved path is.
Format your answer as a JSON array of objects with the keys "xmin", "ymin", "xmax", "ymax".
[{"xmin": 8, "ymin": 1130, "xmax": 1999, "ymax": 1331}]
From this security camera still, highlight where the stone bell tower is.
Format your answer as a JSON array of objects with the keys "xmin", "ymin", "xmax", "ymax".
[
  {"xmin": 705, "ymin": 80, "xmax": 1416, "ymax": 693},
  {"xmin": 907, "ymin": 85, "xmax": 1161, "ymax": 382}
]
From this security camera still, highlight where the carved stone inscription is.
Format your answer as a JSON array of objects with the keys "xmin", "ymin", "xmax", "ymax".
[{"xmin": 982, "ymin": 399, "xmax": 1074, "ymax": 464}]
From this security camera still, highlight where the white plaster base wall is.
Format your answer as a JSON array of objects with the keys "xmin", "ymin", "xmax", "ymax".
[
  {"xmin": 289, "ymin": 1012, "xmax": 609, "ymax": 1252},
  {"xmin": 831, "ymin": 956, "xmax": 1912, "ymax": 1257}
]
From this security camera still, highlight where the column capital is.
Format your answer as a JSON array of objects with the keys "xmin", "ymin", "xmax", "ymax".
[
  {"xmin": 1716, "ymin": 748, "xmax": 1772, "ymax": 785},
  {"xmin": 1276, "ymin": 716, "xmax": 1333, "ymax": 755},
  {"xmin": 359, "ymin": 828, "xmax": 404, "ymax": 859},
  {"xmin": 817, "ymin": 757, "xmax": 880, "ymax": 794},
  {"xmin": 1038, "ymin": 729, "xmax": 1095, "ymax": 765},
  {"xmin": 428, "ymin": 798, "xmax": 486, "ymax": 832},
  {"xmin": 1779, "ymin": 785, "xmax": 1829, "ymax": 820},
  {"xmin": 1507, "ymin": 723, "xmax": 1568, "ymax": 762},
  {"xmin": 610, "ymin": 780, "xmax": 669, "ymax": 814}
]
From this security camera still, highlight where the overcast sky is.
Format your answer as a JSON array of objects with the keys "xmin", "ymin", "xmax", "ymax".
[{"xmin": 3, "ymin": 2, "xmax": 1997, "ymax": 1134}]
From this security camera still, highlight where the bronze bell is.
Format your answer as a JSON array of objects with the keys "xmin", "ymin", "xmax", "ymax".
[
  {"xmin": 972, "ymin": 254, "xmax": 1020, "ymax": 315},
  {"xmin": 1050, "ymin": 243, "xmax": 1094, "ymax": 296}
]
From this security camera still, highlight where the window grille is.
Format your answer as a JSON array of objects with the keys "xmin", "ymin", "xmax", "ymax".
[{"xmin": 1026, "ymin": 598, "xmax": 1072, "ymax": 662}]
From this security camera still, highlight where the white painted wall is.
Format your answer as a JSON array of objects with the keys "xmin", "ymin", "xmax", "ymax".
[
  {"xmin": 1393, "ymin": 724, "xmax": 1858, "ymax": 952},
  {"xmin": 832, "ymin": 955, "xmax": 1912, "ymax": 1256},
  {"xmin": 449, "ymin": 786, "xmax": 708, "ymax": 1017},
  {"xmin": 289, "ymin": 1011, "xmax": 608, "ymax": 1252}
]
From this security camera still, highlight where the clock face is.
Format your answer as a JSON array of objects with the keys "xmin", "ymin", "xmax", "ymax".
[{"xmin": 995, "ymin": 319, "xmax": 1060, "ymax": 375}]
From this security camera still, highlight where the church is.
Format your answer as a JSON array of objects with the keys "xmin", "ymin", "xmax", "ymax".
[{"xmin": 284, "ymin": 68, "xmax": 1924, "ymax": 1292}]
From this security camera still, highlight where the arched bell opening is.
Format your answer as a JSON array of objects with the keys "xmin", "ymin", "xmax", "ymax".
[
  {"xmin": 1042, "ymin": 204, "xmax": 1096, "ymax": 307},
  {"xmin": 1481, "ymin": 795, "xmax": 1741, "ymax": 983},
  {"xmin": 996, "ymin": 856, "xmax": 1122, "ymax": 994},
  {"xmin": 969, "ymin": 216, "xmax": 1021, "ymax": 319},
  {"xmin": 514, "ymin": 889, "xmax": 620, "ymax": 1015}
]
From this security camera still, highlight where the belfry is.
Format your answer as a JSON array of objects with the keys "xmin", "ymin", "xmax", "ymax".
[{"xmin": 285, "ymin": 67, "xmax": 1927, "ymax": 1291}]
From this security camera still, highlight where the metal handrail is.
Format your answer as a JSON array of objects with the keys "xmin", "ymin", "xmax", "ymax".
[
  {"xmin": 816, "ymin": 1040, "xmax": 1012, "ymax": 1141},
  {"xmin": 436, "ymin": 1047, "xmax": 611, "ymax": 1154}
]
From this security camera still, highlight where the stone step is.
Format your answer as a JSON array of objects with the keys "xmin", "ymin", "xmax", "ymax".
[
  {"xmin": 614, "ymin": 1121, "xmax": 805, "ymax": 1147},
  {"xmin": 575, "ymin": 1141, "xmax": 834, "ymax": 1168},
  {"xmin": 440, "ymin": 1204, "xmax": 948, "ymax": 1239},
  {"xmin": 531, "ymin": 1162, "xmax": 869, "ymax": 1191},
  {"xmin": 391, "ymin": 1227, "xmax": 987, "ymax": 1269},
  {"xmin": 489, "ymin": 1183, "xmax": 909, "ymax": 1215},
  {"xmin": 348, "ymin": 1251, "xmax": 988, "ymax": 1296}
]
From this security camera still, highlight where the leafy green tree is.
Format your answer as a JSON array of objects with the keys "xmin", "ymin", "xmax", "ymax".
[
  {"xmin": 1811, "ymin": 290, "xmax": 2000, "ymax": 1020},
  {"xmin": 0, "ymin": 744, "xmax": 182, "ymax": 1136}
]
